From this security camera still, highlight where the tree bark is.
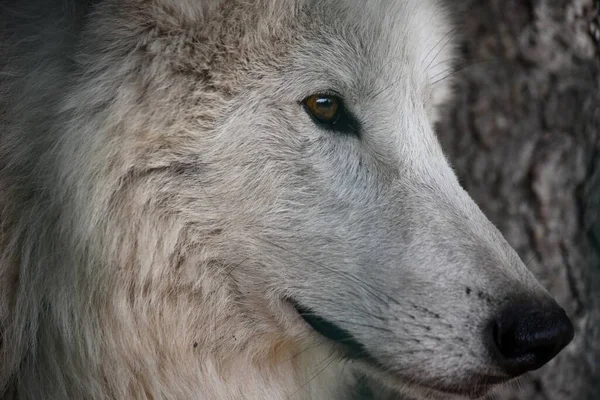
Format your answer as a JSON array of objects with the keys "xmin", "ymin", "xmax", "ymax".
[{"xmin": 437, "ymin": 1, "xmax": 600, "ymax": 399}]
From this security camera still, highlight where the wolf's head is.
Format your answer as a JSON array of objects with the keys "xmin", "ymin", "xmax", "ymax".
[{"xmin": 6, "ymin": 0, "xmax": 573, "ymax": 398}]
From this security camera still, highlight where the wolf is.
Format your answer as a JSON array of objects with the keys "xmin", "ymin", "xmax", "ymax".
[{"xmin": 0, "ymin": 0, "xmax": 574, "ymax": 399}]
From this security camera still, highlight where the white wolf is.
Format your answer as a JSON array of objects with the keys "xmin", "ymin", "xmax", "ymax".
[{"xmin": 0, "ymin": 0, "xmax": 574, "ymax": 399}]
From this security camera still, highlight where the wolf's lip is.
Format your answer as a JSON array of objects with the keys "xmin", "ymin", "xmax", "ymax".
[
  {"xmin": 288, "ymin": 299, "xmax": 509, "ymax": 398},
  {"xmin": 288, "ymin": 298, "xmax": 372, "ymax": 360}
]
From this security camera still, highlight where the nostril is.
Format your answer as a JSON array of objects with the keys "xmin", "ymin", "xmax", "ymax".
[{"xmin": 491, "ymin": 304, "xmax": 574, "ymax": 376}]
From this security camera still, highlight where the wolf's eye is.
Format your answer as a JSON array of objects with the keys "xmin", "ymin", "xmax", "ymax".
[
  {"xmin": 304, "ymin": 95, "xmax": 340, "ymax": 124},
  {"xmin": 302, "ymin": 94, "xmax": 360, "ymax": 135}
]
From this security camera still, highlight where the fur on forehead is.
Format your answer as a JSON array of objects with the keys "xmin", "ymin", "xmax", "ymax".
[
  {"xmin": 301, "ymin": 0, "xmax": 457, "ymax": 81},
  {"xmin": 152, "ymin": 0, "xmax": 454, "ymax": 38},
  {"xmin": 146, "ymin": 0, "xmax": 457, "ymax": 79},
  {"xmin": 145, "ymin": 0, "xmax": 304, "ymax": 25}
]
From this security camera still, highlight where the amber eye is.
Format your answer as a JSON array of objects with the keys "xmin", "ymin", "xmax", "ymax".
[
  {"xmin": 301, "ymin": 93, "xmax": 360, "ymax": 135},
  {"xmin": 303, "ymin": 94, "xmax": 341, "ymax": 124}
]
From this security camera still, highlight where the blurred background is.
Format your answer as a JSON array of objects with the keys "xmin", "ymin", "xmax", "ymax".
[{"xmin": 436, "ymin": 1, "xmax": 600, "ymax": 399}]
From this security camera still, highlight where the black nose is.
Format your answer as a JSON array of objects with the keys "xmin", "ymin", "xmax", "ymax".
[{"xmin": 491, "ymin": 304, "xmax": 574, "ymax": 376}]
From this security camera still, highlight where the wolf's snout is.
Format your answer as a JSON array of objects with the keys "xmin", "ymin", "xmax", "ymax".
[{"xmin": 490, "ymin": 304, "xmax": 574, "ymax": 376}]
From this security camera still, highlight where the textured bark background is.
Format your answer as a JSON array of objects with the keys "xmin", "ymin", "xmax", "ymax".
[{"xmin": 436, "ymin": 1, "xmax": 600, "ymax": 399}]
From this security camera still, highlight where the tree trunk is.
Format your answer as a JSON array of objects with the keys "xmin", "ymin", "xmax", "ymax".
[{"xmin": 437, "ymin": 1, "xmax": 600, "ymax": 399}]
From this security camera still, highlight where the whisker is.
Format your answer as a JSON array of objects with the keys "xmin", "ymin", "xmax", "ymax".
[
  {"xmin": 427, "ymin": 56, "xmax": 465, "ymax": 73},
  {"xmin": 365, "ymin": 56, "xmax": 404, "ymax": 99},
  {"xmin": 430, "ymin": 59, "xmax": 486, "ymax": 79},
  {"xmin": 424, "ymin": 24, "xmax": 464, "ymax": 72},
  {"xmin": 422, "ymin": 24, "xmax": 463, "ymax": 71},
  {"xmin": 525, "ymin": 254, "xmax": 537, "ymax": 267},
  {"xmin": 223, "ymin": 256, "xmax": 250, "ymax": 278},
  {"xmin": 369, "ymin": 74, "xmax": 405, "ymax": 100},
  {"xmin": 286, "ymin": 350, "xmax": 338, "ymax": 399},
  {"xmin": 278, "ymin": 340, "xmax": 328, "ymax": 365},
  {"xmin": 334, "ymin": 320, "xmax": 393, "ymax": 334},
  {"xmin": 431, "ymin": 60, "xmax": 489, "ymax": 86}
]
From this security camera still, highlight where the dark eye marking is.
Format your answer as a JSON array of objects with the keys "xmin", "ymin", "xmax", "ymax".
[{"xmin": 301, "ymin": 94, "xmax": 361, "ymax": 136}]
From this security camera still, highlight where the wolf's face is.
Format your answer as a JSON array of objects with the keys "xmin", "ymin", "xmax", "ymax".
[
  {"xmin": 58, "ymin": 0, "xmax": 573, "ymax": 397},
  {"xmin": 167, "ymin": 0, "xmax": 572, "ymax": 396}
]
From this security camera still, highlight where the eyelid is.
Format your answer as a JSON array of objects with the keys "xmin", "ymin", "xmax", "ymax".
[{"xmin": 297, "ymin": 88, "xmax": 344, "ymax": 103}]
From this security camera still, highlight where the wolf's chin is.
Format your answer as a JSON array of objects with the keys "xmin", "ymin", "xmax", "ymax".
[
  {"xmin": 366, "ymin": 367, "xmax": 510, "ymax": 400},
  {"xmin": 363, "ymin": 370, "xmax": 505, "ymax": 400}
]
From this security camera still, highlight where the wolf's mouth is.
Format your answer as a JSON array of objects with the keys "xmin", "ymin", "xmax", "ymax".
[
  {"xmin": 289, "ymin": 299, "xmax": 510, "ymax": 399},
  {"xmin": 288, "ymin": 299, "xmax": 371, "ymax": 360}
]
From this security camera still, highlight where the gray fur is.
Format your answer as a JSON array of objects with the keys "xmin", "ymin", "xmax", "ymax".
[{"xmin": 0, "ymin": 0, "xmax": 566, "ymax": 399}]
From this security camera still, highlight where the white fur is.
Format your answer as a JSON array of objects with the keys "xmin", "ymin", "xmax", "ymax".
[{"xmin": 0, "ymin": 0, "xmax": 562, "ymax": 399}]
